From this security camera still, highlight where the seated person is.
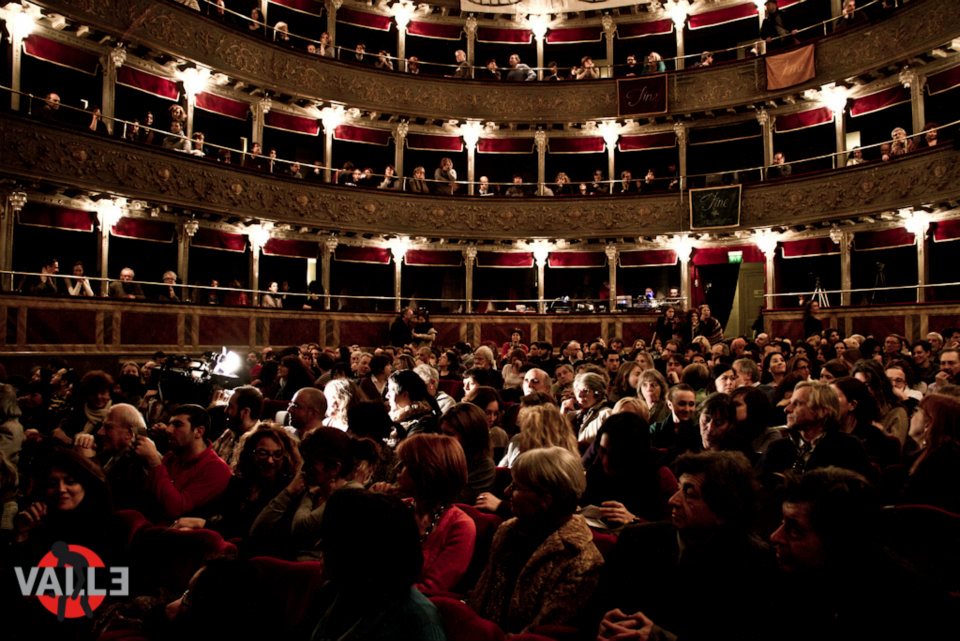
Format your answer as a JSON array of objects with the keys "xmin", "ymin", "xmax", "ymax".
[
  {"xmin": 468, "ymin": 447, "xmax": 603, "ymax": 633},
  {"xmin": 108, "ymin": 267, "xmax": 146, "ymax": 300}
]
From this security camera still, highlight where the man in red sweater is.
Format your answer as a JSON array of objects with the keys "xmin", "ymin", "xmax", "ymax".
[{"xmin": 135, "ymin": 404, "xmax": 231, "ymax": 523}]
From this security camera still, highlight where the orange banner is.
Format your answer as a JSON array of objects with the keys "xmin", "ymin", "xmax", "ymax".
[{"xmin": 766, "ymin": 44, "xmax": 816, "ymax": 91}]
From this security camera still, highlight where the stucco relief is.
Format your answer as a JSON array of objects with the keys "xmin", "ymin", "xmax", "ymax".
[
  {"xmin": 32, "ymin": 0, "xmax": 959, "ymax": 122},
  {"xmin": 2, "ymin": 114, "xmax": 959, "ymax": 240}
]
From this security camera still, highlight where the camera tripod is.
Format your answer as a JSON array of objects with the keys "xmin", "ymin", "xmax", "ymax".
[{"xmin": 811, "ymin": 277, "xmax": 830, "ymax": 308}]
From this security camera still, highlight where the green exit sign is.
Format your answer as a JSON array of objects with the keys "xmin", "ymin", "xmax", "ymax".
[{"xmin": 727, "ymin": 251, "xmax": 743, "ymax": 264}]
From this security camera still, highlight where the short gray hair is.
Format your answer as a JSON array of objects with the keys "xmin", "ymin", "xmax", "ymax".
[
  {"xmin": 414, "ymin": 364, "xmax": 439, "ymax": 387},
  {"xmin": 512, "ymin": 446, "xmax": 586, "ymax": 514},
  {"xmin": 573, "ymin": 372, "xmax": 607, "ymax": 399}
]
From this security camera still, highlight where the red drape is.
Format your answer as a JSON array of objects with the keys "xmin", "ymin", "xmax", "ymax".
[
  {"xmin": 933, "ymin": 220, "xmax": 960, "ymax": 242},
  {"xmin": 615, "ymin": 20, "xmax": 674, "ymax": 39},
  {"xmin": 337, "ymin": 8, "xmax": 392, "ymax": 31},
  {"xmin": 476, "ymin": 252, "xmax": 534, "ymax": 268},
  {"xmin": 619, "ymin": 249, "xmax": 678, "ymax": 267},
  {"xmin": 111, "ymin": 218, "xmax": 174, "ymax": 242},
  {"xmin": 545, "ymin": 26, "xmax": 602, "ymax": 44},
  {"xmin": 476, "ymin": 27, "xmax": 532, "ymax": 44},
  {"xmin": 192, "ymin": 228, "xmax": 248, "ymax": 252},
  {"xmin": 774, "ymin": 106, "xmax": 833, "ymax": 132},
  {"xmin": 334, "ymin": 246, "xmax": 392, "ymax": 264},
  {"xmin": 407, "ymin": 21, "xmax": 463, "ymax": 40},
  {"xmin": 263, "ymin": 238, "xmax": 318, "ymax": 258},
  {"xmin": 23, "ymin": 35, "xmax": 99, "ymax": 75},
  {"xmin": 618, "ymin": 132, "xmax": 676, "ymax": 151},
  {"xmin": 405, "ymin": 250, "xmax": 463, "ymax": 267},
  {"xmin": 781, "ymin": 238, "xmax": 839, "ymax": 258},
  {"xmin": 688, "ymin": 3, "xmax": 758, "ymax": 29},
  {"xmin": 692, "ymin": 245, "xmax": 764, "ymax": 266},
  {"xmin": 269, "ymin": 0, "xmax": 324, "ymax": 16},
  {"xmin": 547, "ymin": 252, "xmax": 606, "ymax": 268},
  {"xmin": 849, "ymin": 85, "xmax": 910, "ymax": 117},
  {"xmin": 406, "ymin": 133, "xmax": 464, "ymax": 152},
  {"xmin": 927, "ymin": 64, "xmax": 960, "ymax": 95},
  {"xmin": 334, "ymin": 125, "xmax": 392, "ymax": 145},
  {"xmin": 548, "ymin": 137, "xmax": 605, "ymax": 154},
  {"xmin": 19, "ymin": 205, "xmax": 94, "ymax": 232},
  {"xmin": 854, "ymin": 228, "xmax": 915, "ymax": 251},
  {"xmin": 195, "ymin": 92, "xmax": 249, "ymax": 120},
  {"xmin": 117, "ymin": 66, "xmax": 180, "ymax": 101},
  {"xmin": 477, "ymin": 138, "xmax": 534, "ymax": 154},
  {"xmin": 265, "ymin": 111, "xmax": 320, "ymax": 135}
]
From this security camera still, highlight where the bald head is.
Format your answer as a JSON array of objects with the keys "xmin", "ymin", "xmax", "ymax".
[
  {"xmin": 522, "ymin": 368, "xmax": 552, "ymax": 396},
  {"xmin": 99, "ymin": 403, "xmax": 145, "ymax": 452},
  {"xmin": 288, "ymin": 387, "xmax": 326, "ymax": 432}
]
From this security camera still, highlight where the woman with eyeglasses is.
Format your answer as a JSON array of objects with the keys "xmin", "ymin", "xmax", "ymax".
[
  {"xmin": 561, "ymin": 372, "xmax": 613, "ymax": 449},
  {"xmin": 172, "ymin": 424, "xmax": 300, "ymax": 541}
]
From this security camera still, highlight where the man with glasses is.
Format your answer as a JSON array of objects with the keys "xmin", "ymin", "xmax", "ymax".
[{"xmin": 286, "ymin": 387, "xmax": 326, "ymax": 438}]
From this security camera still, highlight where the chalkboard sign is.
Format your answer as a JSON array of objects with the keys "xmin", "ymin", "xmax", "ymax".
[
  {"xmin": 689, "ymin": 185, "xmax": 742, "ymax": 230},
  {"xmin": 617, "ymin": 75, "xmax": 668, "ymax": 117}
]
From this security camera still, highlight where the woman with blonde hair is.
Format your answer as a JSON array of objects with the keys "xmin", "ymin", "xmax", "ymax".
[
  {"xmin": 323, "ymin": 378, "xmax": 365, "ymax": 431},
  {"xmin": 499, "ymin": 403, "xmax": 578, "ymax": 468}
]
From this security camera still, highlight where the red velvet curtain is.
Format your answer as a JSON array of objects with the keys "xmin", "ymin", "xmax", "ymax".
[
  {"xmin": 850, "ymin": 86, "xmax": 910, "ymax": 117},
  {"xmin": 854, "ymin": 228, "xmax": 915, "ymax": 251},
  {"xmin": 927, "ymin": 64, "xmax": 960, "ymax": 95},
  {"xmin": 406, "ymin": 133, "xmax": 464, "ymax": 152},
  {"xmin": 408, "ymin": 21, "xmax": 463, "ymax": 40},
  {"xmin": 192, "ymin": 228, "xmax": 247, "ymax": 252},
  {"xmin": 477, "ymin": 138, "xmax": 534, "ymax": 154},
  {"xmin": 781, "ymin": 238, "xmax": 839, "ymax": 258},
  {"xmin": 23, "ymin": 35, "xmax": 99, "ymax": 75},
  {"xmin": 334, "ymin": 246, "xmax": 392, "ymax": 264},
  {"xmin": 548, "ymin": 137, "xmax": 605, "ymax": 154},
  {"xmin": 774, "ymin": 107, "xmax": 833, "ymax": 132},
  {"xmin": 265, "ymin": 111, "xmax": 320, "ymax": 135},
  {"xmin": 269, "ymin": 0, "xmax": 324, "ymax": 16},
  {"xmin": 111, "ymin": 218, "xmax": 175, "ymax": 242},
  {"xmin": 547, "ymin": 252, "xmax": 606, "ymax": 268},
  {"xmin": 263, "ymin": 238, "xmax": 318, "ymax": 258},
  {"xmin": 545, "ymin": 26, "xmax": 602, "ymax": 44},
  {"xmin": 933, "ymin": 220, "xmax": 960, "ymax": 242},
  {"xmin": 333, "ymin": 125, "xmax": 392, "ymax": 145},
  {"xmin": 195, "ymin": 92, "xmax": 250, "ymax": 120},
  {"xmin": 476, "ymin": 252, "xmax": 534, "ymax": 268},
  {"xmin": 476, "ymin": 27, "xmax": 532, "ymax": 44},
  {"xmin": 337, "ymin": 8, "xmax": 392, "ymax": 30},
  {"xmin": 619, "ymin": 249, "xmax": 678, "ymax": 267},
  {"xmin": 19, "ymin": 205, "xmax": 95, "ymax": 232},
  {"xmin": 615, "ymin": 20, "xmax": 673, "ymax": 39},
  {"xmin": 688, "ymin": 3, "xmax": 758, "ymax": 29},
  {"xmin": 405, "ymin": 250, "xmax": 463, "ymax": 266},
  {"xmin": 692, "ymin": 245, "xmax": 764, "ymax": 266},
  {"xmin": 117, "ymin": 66, "xmax": 180, "ymax": 101},
  {"xmin": 618, "ymin": 132, "xmax": 676, "ymax": 151}
]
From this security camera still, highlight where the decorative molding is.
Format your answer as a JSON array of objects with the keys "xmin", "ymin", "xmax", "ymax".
[
  {"xmin": 32, "ymin": 0, "xmax": 960, "ymax": 123},
  {"xmin": 2, "ymin": 113, "xmax": 959, "ymax": 241}
]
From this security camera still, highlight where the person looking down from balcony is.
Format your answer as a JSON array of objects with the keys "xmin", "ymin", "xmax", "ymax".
[{"xmin": 506, "ymin": 53, "xmax": 536, "ymax": 81}]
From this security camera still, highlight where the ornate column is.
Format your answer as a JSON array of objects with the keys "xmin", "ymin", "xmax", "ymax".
[
  {"xmin": 252, "ymin": 96, "xmax": 271, "ymax": 147},
  {"xmin": 900, "ymin": 67, "xmax": 927, "ymax": 139},
  {"xmin": 460, "ymin": 121, "xmax": 482, "ymax": 196},
  {"xmin": 322, "ymin": 235, "xmax": 337, "ymax": 310},
  {"xmin": 754, "ymin": 229, "xmax": 779, "ymax": 308},
  {"xmin": 321, "ymin": 106, "xmax": 345, "ymax": 183},
  {"xmin": 820, "ymin": 85, "xmax": 849, "ymax": 168},
  {"xmin": 830, "ymin": 226, "xmax": 852, "ymax": 308},
  {"xmin": 465, "ymin": 17, "xmax": 478, "ymax": 69},
  {"xmin": 3, "ymin": 191, "xmax": 26, "ymax": 291},
  {"xmin": 391, "ymin": 2, "xmax": 415, "ymax": 73},
  {"xmin": 393, "ymin": 121, "xmax": 408, "ymax": 182},
  {"xmin": 904, "ymin": 212, "xmax": 931, "ymax": 304},
  {"xmin": 532, "ymin": 246, "xmax": 548, "ymax": 314},
  {"xmin": 463, "ymin": 246, "xmax": 477, "ymax": 314},
  {"xmin": 3, "ymin": 6, "xmax": 35, "ymax": 112},
  {"xmin": 101, "ymin": 44, "xmax": 126, "ymax": 136},
  {"xmin": 179, "ymin": 67, "xmax": 210, "ymax": 140},
  {"xmin": 672, "ymin": 235, "xmax": 694, "ymax": 312},
  {"xmin": 599, "ymin": 121, "xmax": 619, "ymax": 191},
  {"xmin": 247, "ymin": 225, "xmax": 271, "ymax": 307},
  {"xmin": 179, "ymin": 218, "xmax": 198, "ymax": 301},
  {"xmin": 95, "ymin": 199, "xmax": 124, "ymax": 297},
  {"xmin": 605, "ymin": 244, "xmax": 619, "ymax": 314},
  {"xmin": 535, "ymin": 130, "xmax": 547, "ymax": 196},
  {"xmin": 668, "ymin": 1, "xmax": 690, "ymax": 71},
  {"xmin": 674, "ymin": 122, "xmax": 687, "ymax": 192},
  {"xmin": 528, "ymin": 15, "xmax": 548, "ymax": 80},
  {"xmin": 757, "ymin": 108, "xmax": 774, "ymax": 180},
  {"xmin": 601, "ymin": 15, "xmax": 616, "ymax": 75},
  {"xmin": 325, "ymin": 0, "xmax": 342, "ymax": 52},
  {"xmin": 389, "ymin": 238, "xmax": 408, "ymax": 313}
]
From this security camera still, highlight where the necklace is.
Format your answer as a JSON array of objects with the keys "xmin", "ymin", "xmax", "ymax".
[{"xmin": 415, "ymin": 502, "xmax": 448, "ymax": 542}]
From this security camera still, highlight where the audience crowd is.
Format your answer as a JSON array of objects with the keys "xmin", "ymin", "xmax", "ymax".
[{"xmin": 1, "ymin": 298, "xmax": 958, "ymax": 639}]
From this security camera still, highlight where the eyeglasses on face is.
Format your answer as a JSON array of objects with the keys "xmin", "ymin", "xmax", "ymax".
[{"xmin": 254, "ymin": 448, "xmax": 284, "ymax": 460}]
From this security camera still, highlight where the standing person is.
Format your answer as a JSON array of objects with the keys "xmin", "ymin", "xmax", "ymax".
[
  {"xmin": 759, "ymin": 0, "xmax": 798, "ymax": 50},
  {"xmin": 390, "ymin": 307, "xmax": 415, "ymax": 346},
  {"xmin": 802, "ymin": 300, "xmax": 824, "ymax": 340},
  {"xmin": 447, "ymin": 49, "xmax": 472, "ymax": 79},
  {"xmin": 505, "ymin": 53, "xmax": 537, "ymax": 81},
  {"xmin": 434, "ymin": 157, "xmax": 458, "ymax": 195}
]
